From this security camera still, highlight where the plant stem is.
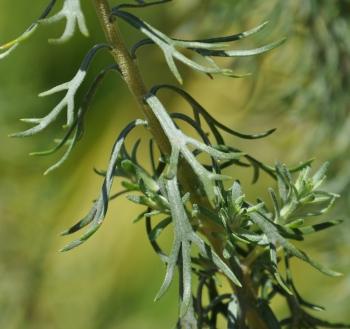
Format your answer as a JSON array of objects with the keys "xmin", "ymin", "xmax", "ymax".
[{"xmin": 92, "ymin": 0, "xmax": 170, "ymax": 154}]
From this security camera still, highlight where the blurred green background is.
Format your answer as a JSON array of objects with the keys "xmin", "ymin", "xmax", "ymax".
[{"xmin": 0, "ymin": 1, "xmax": 349, "ymax": 328}]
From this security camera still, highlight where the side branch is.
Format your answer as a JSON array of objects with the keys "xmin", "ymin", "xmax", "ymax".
[{"xmin": 91, "ymin": 2, "xmax": 271, "ymax": 328}]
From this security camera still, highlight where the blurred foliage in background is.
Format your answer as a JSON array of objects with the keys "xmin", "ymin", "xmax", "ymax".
[{"xmin": 0, "ymin": 0, "xmax": 349, "ymax": 328}]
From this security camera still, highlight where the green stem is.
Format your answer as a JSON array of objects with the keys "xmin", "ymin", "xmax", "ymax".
[{"xmin": 92, "ymin": 0, "xmax": 171, "ymax": 154}]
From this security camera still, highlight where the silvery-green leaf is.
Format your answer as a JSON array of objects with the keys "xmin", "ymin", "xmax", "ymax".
[{"xmin": 41, "ymin": 0, "xmax": 89, "ymax": 44}]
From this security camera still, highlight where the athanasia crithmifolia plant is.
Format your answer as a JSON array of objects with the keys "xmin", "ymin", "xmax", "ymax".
[{"xmin": 1, "ymin": 1, "xmax": 349, "ymax": 328}]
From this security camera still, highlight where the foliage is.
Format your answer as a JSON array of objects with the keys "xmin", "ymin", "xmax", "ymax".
[{"xmin": 1, "ymin": 1, "xmax": 348, "ymax": 328}]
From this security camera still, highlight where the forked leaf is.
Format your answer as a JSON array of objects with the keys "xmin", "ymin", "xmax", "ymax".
[
  {"xmin": 113, "ymin": 9, "xmax": 285, "ymax": 83},
  {"xmin": 145, "ymin": 94, "xmax": 241, "ymax": 205},
  {"xmin": 60, "ymin": 120, "xmax": 147, "ymax": 251},
  {"xmin": 249, "ymin": 212, "xmax": 341, "ymax": 277},
  {"xmin": 155, "ymin": 177, "xmax": 240, "ymax": 321},
  {"xmin": 40, "ymin": 0, "xmax": 89, "ymax": 44}
]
